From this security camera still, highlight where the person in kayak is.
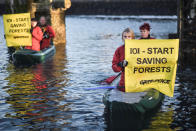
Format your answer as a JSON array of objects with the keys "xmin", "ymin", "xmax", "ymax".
[
  {"xmin": 38, "ymin": 16, "xmax": 55, "ymax": 50},
  {"xmin": 112, "ymin": 28, "xmax": 135, "ymax": 92},
  {"xmin": 139, "ymin": 23, "xmax": 155, "ymax": 39},
  {"xmin": 25, "ymin": 18, "xmax": 43, "ymax": 51}
]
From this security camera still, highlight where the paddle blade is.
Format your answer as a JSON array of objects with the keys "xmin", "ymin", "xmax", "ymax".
[{"xmin": 104, "ymin": 75, "xmax": 118, "ymax": 84}]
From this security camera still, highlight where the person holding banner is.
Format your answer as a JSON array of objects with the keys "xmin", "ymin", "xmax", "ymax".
[
  {"xmin": 38, "ymin": 16, "xmax": 55, "ymax": 50},
  {"xmin": 139, "ymin": 23, "xmax": 155, "ymax": 39},
  {"xmin": 25, "ymin": 18, "xmax": 43, "ymax": 51},
  {"xmin": 112, "ymin": 28, "xmax": 135, "ymax": 92}
]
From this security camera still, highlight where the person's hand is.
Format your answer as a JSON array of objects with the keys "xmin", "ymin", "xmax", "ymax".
[
  {"xmin": 117, "ymin": 60, "xmax": 128, "ymax": 68},
  {"xmin": 30, "ymin": 28, "xmax": 33, "ymax": 33},
  {"xmin": 43, "ymin": 33, "xmax": 49, "ymax": 39}
]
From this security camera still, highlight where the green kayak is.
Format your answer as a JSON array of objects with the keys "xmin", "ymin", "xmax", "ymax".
[
  {"xmin": 12, "ymin": 45, "xmax": 56, "ymax": 65},
  {"xmin": 103, "ymin": 88, "xmax": 164, "ymax": 115}
]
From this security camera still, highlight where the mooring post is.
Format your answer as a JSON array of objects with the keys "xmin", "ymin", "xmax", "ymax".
[
  {"xmin": 178, "ymin": 0, "xmax": 196, "ymax": 68},
  {"xmin": 28, "ymin": 0, "xmax": 71, "ymax": 44}
]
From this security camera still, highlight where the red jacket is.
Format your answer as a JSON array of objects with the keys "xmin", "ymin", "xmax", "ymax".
[
  {"xmin": 25, "ymin": 26, "xmax": 43, "ymax": 51},
  {"xmin": 40, "ymin": 26, "xmax": 55, "ymax": 50},
  {"xmin": 112, "ymin": 45, "xmax": 125, "ymax": 88},
  {"xmin": 112, "ymin": 38, "xmax": 155, "ymax": 90},
  {"xmin": 139, "ymin": 36, "xmax": 155, "ymax": 39}
]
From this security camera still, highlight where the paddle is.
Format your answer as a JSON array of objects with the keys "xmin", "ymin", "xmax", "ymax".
[
  {"xmin": 85, "ymin": 72, "xmax": 121, "ymax": 90},
  {"xmin": 103, "ymin": 72, "xmax": 121, "ymax": 84},
  {"xmin": 84, "ymin": 86, "xmax": 116, "ymax": 90}
]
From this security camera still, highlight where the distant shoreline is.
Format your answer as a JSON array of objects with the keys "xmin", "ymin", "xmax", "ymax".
[
  {"xmin": 0, "ymin": 4, "xmax": 10, "ymax": 14},
  {"xmin": 66, "ymin": 1, "xmax": 177, "ymax": 16},
  {"xmin": 66, "ymin": 15, "xmax": 177, "ymax": 20},
  {"xmin": 0, "ymin": 1, "xmax": 177, "ymax": 16}
]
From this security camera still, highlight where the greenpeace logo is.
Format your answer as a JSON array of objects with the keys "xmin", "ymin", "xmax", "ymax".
[
  {"xmin": 140, "ymin": 79, "xmax": 171, "ymax": 85},
  {"xmin": 13, "ymin": 36, "xmax": 29, "ymax": 39}
]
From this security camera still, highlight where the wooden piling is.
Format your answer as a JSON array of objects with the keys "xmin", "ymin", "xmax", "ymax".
[
  {"xmin": 28, "ymin": 0, "xmax": 71, "ymax": 44},
  {"xmin": 178, "ymin": 0, "xmax": 196, "ymax": 67}
]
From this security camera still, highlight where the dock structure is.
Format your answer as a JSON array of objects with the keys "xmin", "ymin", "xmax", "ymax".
[{"xmin": 178, "ymin": 0, "xmax": 196, "ymax": 67}]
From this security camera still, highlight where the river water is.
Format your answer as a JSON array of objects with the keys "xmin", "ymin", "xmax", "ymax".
[{"xmin": 0, "ymin": 15, "xmax": 195, "ymax": 130}]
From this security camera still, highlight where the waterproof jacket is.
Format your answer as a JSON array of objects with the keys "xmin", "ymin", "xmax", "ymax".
[
  {"xmin": 40, "ymin": 25, "xmax": 55, "ymax": 50},
  {"xmin": 140, "ymin": 35, "xmax": 155, "ymax": 39},
  {"xmin": 25, "ymin": 26, "xmax": 43, "ymax": 51},
  {"xmin": 112, "ymin": 37, "xmax": 155, "ymax": 91},
  {"xmin": 112, "ymin": 45, "xmax": 125, "ymax": 88}
]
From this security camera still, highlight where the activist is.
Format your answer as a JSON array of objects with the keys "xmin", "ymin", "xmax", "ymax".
[
  {"xmin": 139, "ymin": 23, "xmax": 155, "ymax": 39},
  {"xmin": 25, "ymin": 18, "xmax": 43, "ymax": 51},
  {"xmin": 38, "ymin": 16, "xmax": 55, "ymax": 50},
  {"xmin": 112, "ymin": 28, "xmax": 135, "ymax": 92}
]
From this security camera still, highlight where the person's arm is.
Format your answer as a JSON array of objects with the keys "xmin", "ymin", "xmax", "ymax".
[
  {"xmin": 112, "ymin": 49, "xmax": 122, "ymax": 72},
  {"xmin": 32, "ymin": 27, "xmax": 43, "ymax": 41},
  {"xmin": 48, "ymin": 26, "xmax": 55, "ymax": 38}
]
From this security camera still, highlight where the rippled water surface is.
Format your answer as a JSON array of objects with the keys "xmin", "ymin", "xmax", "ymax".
[{"xmin": 0, "ymin": 15, "xmax": 195, "ymax": 130}]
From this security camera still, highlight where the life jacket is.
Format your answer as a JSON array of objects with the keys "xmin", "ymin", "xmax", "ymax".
[
  {"xmin": 40, "ymin": 25, "xmax": 55, "ymax": 50},
  {"xmin": 112, "ymin": 45, "xmax": 125, "ymax": 90},
  {"xmin": 140, "ymin": 35, "xmax": 155, "ymax": 39},
  {"xmin": 25, "ymin": 26, "xmax": 43, "ymax": 51}
]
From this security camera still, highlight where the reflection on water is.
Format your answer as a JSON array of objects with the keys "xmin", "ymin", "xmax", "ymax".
[
  {"xmin": 143, "ymin": 109, "xmax": 174, "ymax": 131},
  {"xmin": 0, "ymin": 15, "xmax": 196, "ymax": 130},
  {"xmin": 104, "ymin": 106, "xmax": 156, "ymax": 131},
  {"xmin": 2, "ymin": 43, "xmax": 70, "ymax": 130}
]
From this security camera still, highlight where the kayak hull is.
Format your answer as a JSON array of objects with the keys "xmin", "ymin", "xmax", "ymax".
[
  {"xmin": 103, "ymin": 89, "xmax": 164, "ymax": 114},
  {"xmin": 103, "ymin": 89, "xmax": 164, "ymax": 130},
  {"xmin": 12, "ymin": 45, "xmax": 56, "ymax": 65}
]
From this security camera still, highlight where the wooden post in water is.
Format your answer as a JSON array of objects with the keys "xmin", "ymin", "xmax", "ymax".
[
  {"xmin": 28, "ymin": 0, "xmax": 71, "ymax": 44},
  {"xmin": 50, "ymin": 9, "xmax": 66, "ymax": 44},
  {"xmin": 177, "ymin": 0, "xmax": 183, "ymax": 68},
  {"xmin": 178, "ymin": 0, "xmax": 196, "ymax": 67}
]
